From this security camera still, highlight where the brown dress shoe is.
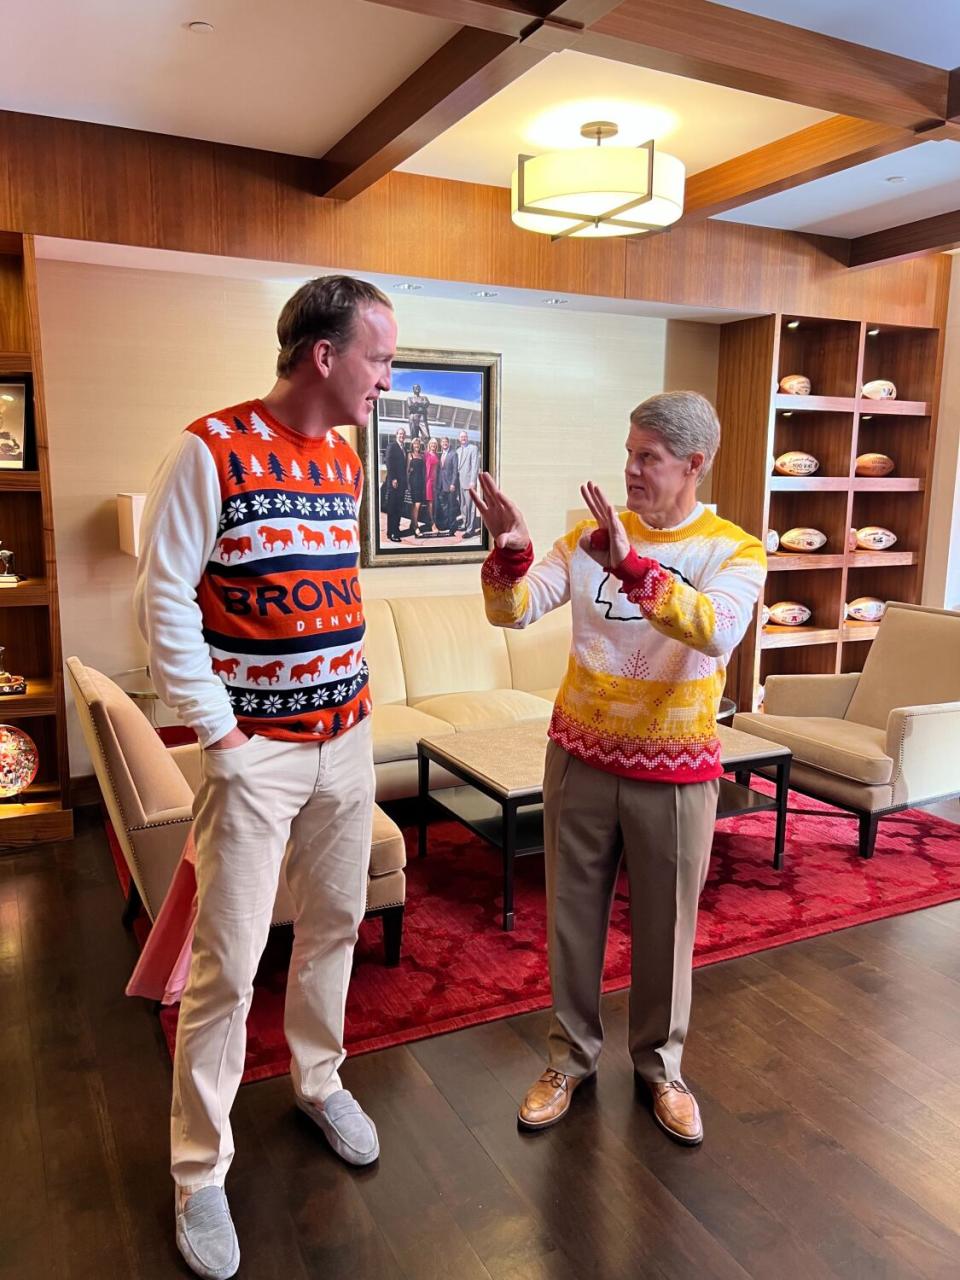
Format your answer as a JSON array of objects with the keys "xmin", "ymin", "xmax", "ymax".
[
  {"xmin": 518, "ymin": 1068, "xmax": 585, "ymax": 1130},
  {"xmin": 649, "ymin": 1081, "xmax": 703, "ymax": 1145}
]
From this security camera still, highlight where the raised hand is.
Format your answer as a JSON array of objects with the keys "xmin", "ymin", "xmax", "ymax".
[
  {"xmin": 468, "ymin": 472, "xmax": 532, "ymax": 552},
  {"xmin": 578, "ymin": 481, "xmax": 631, "ymax": 569}
]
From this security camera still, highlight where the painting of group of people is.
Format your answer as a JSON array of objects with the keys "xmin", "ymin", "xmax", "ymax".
[{"xmin": 360, "ymin": 351, "xmax": 500, "ymax": 566}]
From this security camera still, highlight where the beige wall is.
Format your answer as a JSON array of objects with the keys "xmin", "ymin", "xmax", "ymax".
[
  {"xmin": 924, "ymin": 259, "xmax": 960, "ymax": 610},
  {"xmin": 36, "ymin": 258, "xmax": 716, "ymax": 774}
]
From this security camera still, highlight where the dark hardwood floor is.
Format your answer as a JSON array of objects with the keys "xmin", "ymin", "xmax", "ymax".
[{"xmin": 4, "ymin": 807, "xmax": 960, "ymax": 1280}]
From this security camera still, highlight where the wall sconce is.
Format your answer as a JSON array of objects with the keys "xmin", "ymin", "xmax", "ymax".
[{"xmin": 117, "ymin": 493, "xmax": 147, "ymax": 557}]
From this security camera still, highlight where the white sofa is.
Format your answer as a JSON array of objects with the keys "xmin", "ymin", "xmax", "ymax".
[{"xmin": 365, "ymin": 594, "xmax": 572, "ymax": 801}]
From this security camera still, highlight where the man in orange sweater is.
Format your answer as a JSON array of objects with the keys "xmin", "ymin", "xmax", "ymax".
[{"xmin": 137, "ymin": 276, "xmax": 397, "ymax": 1280}]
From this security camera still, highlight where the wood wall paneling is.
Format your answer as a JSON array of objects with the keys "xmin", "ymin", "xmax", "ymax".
[{"xmin": 0, "ymin": 110, "xmax": 952, "ymax": 326}]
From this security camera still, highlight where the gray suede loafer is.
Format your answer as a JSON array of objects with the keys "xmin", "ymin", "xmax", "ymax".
[
  {"xmin": 296, "ymin": 1088, "xmax": 380, "ymax": 1165},
  {"xmin": 175, "ymin": 1185, "xmax": 240, "ymax": 1280}
]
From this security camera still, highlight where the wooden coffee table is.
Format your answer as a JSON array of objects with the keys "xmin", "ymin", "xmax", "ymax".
[{"xmin": 418, "ymin": 720, "xmax": 792, "ymax": 931}]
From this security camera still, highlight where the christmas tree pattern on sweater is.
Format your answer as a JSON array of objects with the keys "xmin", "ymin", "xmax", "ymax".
[{"xmin": 189, "ymin": 400, "xmax": 369, "ymax": 742}]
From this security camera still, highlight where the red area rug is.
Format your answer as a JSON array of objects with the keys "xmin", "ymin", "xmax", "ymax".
[{"xmin": 111, "ymin": 794, "xmax": 960, "ymax": 1084}]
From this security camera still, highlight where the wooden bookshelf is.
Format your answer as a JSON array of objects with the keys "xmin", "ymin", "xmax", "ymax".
[
  {"xmin": 0, "ymin": 235, "xmax": 72, "ymax": 848},
  {"xmin": 713, "ymin": 311, "xmax": 943, "ymax": 712}
]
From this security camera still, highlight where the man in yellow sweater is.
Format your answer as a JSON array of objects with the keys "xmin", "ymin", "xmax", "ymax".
[{"xmin": 472, "ymin": 391, "xmax": 765, "ymax": 1144}]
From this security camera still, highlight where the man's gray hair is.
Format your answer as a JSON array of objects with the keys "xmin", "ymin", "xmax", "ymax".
[{"xmin": 630, "ymin": 391, "xmax": 720, "ymax": 478}]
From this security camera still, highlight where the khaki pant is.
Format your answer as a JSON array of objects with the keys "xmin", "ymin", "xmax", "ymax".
[
  {"xmin": 544, "ymin": 741, "xmax": 718, "ymax": 1082},
  {"xmin": 171, "ymin": 719, "xmax": 375, "ymax": 1190}
]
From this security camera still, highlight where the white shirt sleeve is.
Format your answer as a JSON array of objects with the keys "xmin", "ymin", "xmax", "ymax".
[{"xmin": 133, "ymin": 433, "xmax": 237, "ymax": 748}]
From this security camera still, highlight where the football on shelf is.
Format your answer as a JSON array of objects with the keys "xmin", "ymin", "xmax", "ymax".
[
  {"xmin": 861, "ymin": 379, "xmax": 897, "ymax": 400},
  {"xmin": 767, "ymin": 600, "xmax": 812, "ymax": 627},
  {"xmin": 856, "ymin": 525, "xmax": 897, "ymax": 550},
  {"xmin": 780, "ymin": 526, "xmax": 827, "ymax": 552},
  {"xmin": 845, "ymin": 597, "xmax": 886, "ymax": 623},
  {"xmin": 779, "ymin": 374, "xmax": 812, "ymax": 395},
  {"xmin": 765, "ymin": 529, "xmax": 780, "ymax": 553},
  {"xmin": 855, "ymin": 452, "xmax": 895, "ymax": 476},
  {"xmin": 774, "ymin": 450, "xmax": 819, "ymax": 476}
]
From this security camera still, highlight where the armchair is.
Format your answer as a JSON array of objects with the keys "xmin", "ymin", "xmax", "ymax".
[
  {"xmin": 67, "ymin": 657, "xmax": 406, "ymax": 963},
  {"xmin": 733, "ymin": 603, "xmax": 960, "ymax": 858}
]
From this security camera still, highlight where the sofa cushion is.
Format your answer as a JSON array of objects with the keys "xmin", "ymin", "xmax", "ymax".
[
  {"xmin": 363, "ymin": 596, "xmax": 407, "ymax": 705},
  {"xmin": 531, "ymin": 688, "xmax": 560, "ymax": 704},
  {"xmin": 371, "ymin": 702, "xmax": 454, "ymax": 765},
  {"xmin": 370, "ymin": 805, "xmax": 407, "ymax": 875},
  {"xmin": 504, "ymin": 604, "xmax": 571, "ymax": 694},
  {"xmin": 390, "ymin": 594, "xmax": 512, "ymax": 702},
  {"xmin": 732, "ymin": 713, "xmax": 892, "ymax": 785},
  {"xmin": 414, "ymin": 689, "xmax": 553, "ymax": 730}
]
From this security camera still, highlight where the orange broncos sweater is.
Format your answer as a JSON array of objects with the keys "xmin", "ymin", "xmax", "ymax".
[{"xmin": 135, "ymin": 400, "xmax": 370, "ymax": 747}]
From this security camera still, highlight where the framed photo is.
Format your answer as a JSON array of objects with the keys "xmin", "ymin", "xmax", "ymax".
[
  {"xmin": 360, "ymin": 349, "xmax": 501, "ymax": 567},
  {"xmin": 0, "ymin": 383, "xmax": 27, "ymax": 470}
]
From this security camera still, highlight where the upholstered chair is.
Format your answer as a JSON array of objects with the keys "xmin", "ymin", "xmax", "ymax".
[
  {"xmin": 732, "ymin": 603, "xmax": 960, "ymax": 858},
  {"xmin": 66, "ymin": 657, "xmax": 406, "ymax": 963}
]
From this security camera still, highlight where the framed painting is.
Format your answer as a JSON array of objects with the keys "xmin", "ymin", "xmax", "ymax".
[
  {"xmin": 0, "ymin": 382, "xmax": 27, "ymax": 470},
  {"xmin": 359, "ymin": 349, "xmax": 501, "ymax": 567}
]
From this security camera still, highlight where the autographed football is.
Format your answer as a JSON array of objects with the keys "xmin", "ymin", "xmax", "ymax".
[
  {"xmin": 861, "ymin": 379, "xmax": 897, "ymax": 400},
  {"xmin": 774, "ymin": 450, "xmax": 820, "ymax": 476},
  {"xmin": 765, "ymin": 529, "xmax": 780, "ymax": 553},
  {"xmin": 855, "ymin": 452, "xmax": 895, "ymax": 476},
  {"xmin": 780, "ymin": 527, "xmax": 827, "ymax": 552},
  {"xmin": 845, "ymin": 596, "xmax": 886, "ymax": 623},
  {"xmin": 779, "ymin": 374, "xmax": 812, "ymax": 396},
  {"xmin": 856, "ymin": 525, "xmax": 897, "ymax": 551},
  {"xmin": 767, "ymin": 600, "xmax": 812, "ymax": 627}
]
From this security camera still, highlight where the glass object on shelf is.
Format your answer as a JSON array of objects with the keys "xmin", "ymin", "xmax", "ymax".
[
  {"xmin": 0, "ymin": 723, "xmax": 38, "ymax": 796},
  {"xmin": 0, "ymin": 646, "xmax": 27, "ymax": 695}
]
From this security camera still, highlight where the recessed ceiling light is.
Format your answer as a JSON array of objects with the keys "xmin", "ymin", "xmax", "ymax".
[
  {"xmin": 867, "ymin": 327, "xmax": 880, "ymax": 336},
  {"xmin": 544, "ymin": 297, "xmax": 568, "ymax": 305},
  {"xmin": 786, "ymin": 320, "xmax": 800, "ymax": 329},
  {"xmin": 885, "ymin": 175, "xmax": 906, "ymax": 184},
  {"xmin": 187, "ymin": 20, "xmax": 215, "ymax": 34},
  {"xmin": 393, "ymin": 282, "xmax": 422, "ymax": 292},
  {"xmin": 472, "ymin": 290, "xmax": 499, "ymax": 298}
]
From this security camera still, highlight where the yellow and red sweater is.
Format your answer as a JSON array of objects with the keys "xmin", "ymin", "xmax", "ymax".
[
  {"xmin": 481, "ymin": 507, "xmax": 766, "ymax": 783},
  {"xmin": 135, "ymin": 400, "xmax": 369, "ymax": 747}
]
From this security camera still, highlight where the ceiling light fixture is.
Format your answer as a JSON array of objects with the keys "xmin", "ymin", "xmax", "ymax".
[
  {"xmin": 511, "ymin": 121, "xmax": 684, "ymax": 241},
  {"xmin": 187, "ymin": 20, "xmax": 215, "ymax": 34},
  {"xmin": 472, "ymin": 290, "xmax": 499, "ymax": 298},
  {"xmin": 393, "ymin": 282, "xmax": 422, "ymax": 292}
]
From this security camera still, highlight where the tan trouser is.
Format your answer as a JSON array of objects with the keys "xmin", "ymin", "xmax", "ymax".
[
  {"xmin": 543, "ymin": 741, "xmax": 718, "ymax": 1082},
  {"xmin": 171, "ymin": 719, "xmax": 375, "ymax": 1190}
]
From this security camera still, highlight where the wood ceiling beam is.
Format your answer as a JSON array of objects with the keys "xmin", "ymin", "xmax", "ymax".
[
  {"xmin": 579, "ymin": 0, "xmax": 950, "ymax": 131},
  {"xmin": 319, "ymin": 1, "xmax": 623, "ymax": 199},
  {"xmin": 683, "ymin": 117, "xmax": 922, "ymax": 221},
  {"xmin": 848, "ymin": 209, "xmax": 960, "ymax": 268}
]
